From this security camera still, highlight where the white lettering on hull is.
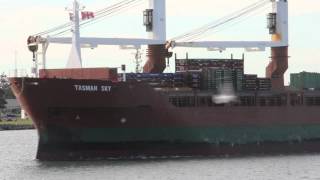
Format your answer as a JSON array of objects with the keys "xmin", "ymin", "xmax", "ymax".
[
  {"xmin": 101, "ymin": 86, "xmax": 112, "ymax": 92},
  {"xmin": 74, "ymin": 85, "xmax": 112, "ymax": 92}
]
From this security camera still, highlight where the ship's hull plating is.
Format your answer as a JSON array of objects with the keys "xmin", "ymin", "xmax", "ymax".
[{"xmin": 10, "ymin": 78, "xmax": 320, "ymax": 160}]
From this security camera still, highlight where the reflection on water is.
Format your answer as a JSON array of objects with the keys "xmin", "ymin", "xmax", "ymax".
[{"xmin": 1, "ymin": 130, "xmax": 320, "ymax": 180}]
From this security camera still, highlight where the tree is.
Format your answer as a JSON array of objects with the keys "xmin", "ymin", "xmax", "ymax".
[
  {"xmin": 0, "ymin": 88, "xmax": 6, "ymax": 110},
  {"xmin": 0, "ymin": 73, "xmax": 15, "ymax": 99},
  {"xmin": 0, "ymin": 74, "xmax": 9, "ymax": 118},
  {"xmin": 0, "ymin": 73, "xmax": 10, "ymax": 89},
  {"xmin": 0, "ymin": 89, "xmax": 6, "ymax": 119}
]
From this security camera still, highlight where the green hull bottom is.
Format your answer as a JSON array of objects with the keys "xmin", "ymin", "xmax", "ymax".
[
  {"xmin": 40, "ymin": 124, "xmax": 320, "ymax": 145},
  {"xmin": 35, "ymin": 124, "xmax": 320, "ymax": 160}
]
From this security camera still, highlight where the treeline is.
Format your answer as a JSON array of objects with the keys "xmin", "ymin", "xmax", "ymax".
[
  {"xmin": 0, "ymin": 73, "xmax": 16, "ymax": 111},
  {"xmin": 0, "ymin": 89, "xmax": 5, "ymax": 109},
  {"xmin": 2, "ymin": 88, "xmax": 15, "ymax": 99},
  {"xmin": 0, "ymin": 73, "xmax": 14, "ymax": 99}
]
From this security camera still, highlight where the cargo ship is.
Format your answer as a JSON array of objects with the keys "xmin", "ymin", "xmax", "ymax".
[{"xmin": 10, "ymin": 0, "xmax": 320, "ymax": 160}]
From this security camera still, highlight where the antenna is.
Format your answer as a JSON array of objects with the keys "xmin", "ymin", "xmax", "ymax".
[{"xmin": 14, "ymin": 50, "xmax": 18, "ymax": 77}]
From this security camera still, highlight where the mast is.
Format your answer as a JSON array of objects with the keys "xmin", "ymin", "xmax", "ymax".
[
  {"xmin": 143, "ymin": 0, "xmax": 169, "ymax": 73},
  {"xmin": 67, "ymin": 0, "xmax": 82, "ymax": 68},
  {"xmin": 273, "ymin": 0, "xmax": 288, "ymax": 44},
  {"xmin": 148, "ymin": 0, "xmax": 166, "ymax": 41},
  {"xmin": 266, "ymin": 0, "xmax": 289, "ymax": 90}
]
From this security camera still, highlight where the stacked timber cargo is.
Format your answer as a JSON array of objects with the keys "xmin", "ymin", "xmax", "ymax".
[
  {"xmin": 125, "ymin": 72, "xmax": 201, "ymax": 89},
  {"xmin": 201, "ymin": 67, "xmax": 218, "ymax": 90},
  {"xmin": 126, "ymin": 55, "xmax": 271, "ymax": 92},
  {"xmin": 183, "ymin": 71, "xmax": 202, "ymax": 89},
  {"xmin": 243, "ymin": 75, "xmax": 258, "ymax": 91},
  {"xmin": 175, "ymin": 54, "xmax": 244, "ymax": 92},
  {"xmin": 201, "ymin": 66, "xmax": 244, "ymax": 92},
  {"xmin": 126, "ymin": 73, "xmax": 170, "ymax": 87},
  {"xmin": 214, "ymin": 68, "xmax": 233, "ymax": 91},
  {"xmin": 173, "ymin": 73, "xmax": 185, "ymax": 87},
  {"xmin": 175, "ymin": 55, "xmax": 244, "ymax": 72},
  {"xmin": 290, "ymin": 72, "xmax": 320, "ymax": 90},
  {"xmin": 125, "ymin": 73, "xmax": 186, "ymax": 88},
  {"xmin": 257, "ymin": 78, "xmax": 272, "ymax": 91},
  {"xmin": 243, "ymin": 75, "xmax": 272, "ymax": 91},
  {"xmin": 235, "ymin": 68, "xmax": 244, "ymax": 91}
]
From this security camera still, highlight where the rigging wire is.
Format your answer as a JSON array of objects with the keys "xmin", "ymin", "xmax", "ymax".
[
  {"xmin": 80, "ymin": 0, "xmax": 144, "ymax": 31},
  {"xmin": 183, "ymin": 1, "xmax": 270, "ymax": 42},
  {"xmin": 94, "ymin": 0, "xmax": 140, "ymax": 16},
  {"xmin": 33, "ymin": 0, "xmax": 143, "ymax": 37},
  {"xmin": 172, "ymin": 0, "xmax": 270, "ymax": 42},
  {"xmin": 189, "ymin": 3, "xmax": 272, "ymax": 42},
  {"xmin": 33, "ymin": 22, "xmax": 72, "ymax": 36},
  {"xmin": 172, "ymin": 0, "xmax": 269, "ymax": 41},
  {"xmin": 52, "ymin": 0, "xmax": 143, "ymax": 37},
  {"xmin": 175, "ymin": 0, "xmax": 269, "ymax": 41},
  {"xmin": 33, "ymin": 0, "xmax": 272, "ymax": 42}
]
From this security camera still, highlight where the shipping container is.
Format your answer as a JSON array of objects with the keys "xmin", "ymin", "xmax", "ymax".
[
  {"xmin": 290, "ymin": 72, "xmax": 320, "ymax": 90},
  {"xmin": 39, "ymin": 68, "xmax": 118, "ymax": 81}
]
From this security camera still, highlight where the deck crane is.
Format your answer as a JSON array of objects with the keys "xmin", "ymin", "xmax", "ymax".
[
  {"xmin": 27, "ymin": 0, "xmax": 288, "ymax": 89},
  {"xmin": 167, "ymin": 0, "xmax": 288, "ymax": 90}
]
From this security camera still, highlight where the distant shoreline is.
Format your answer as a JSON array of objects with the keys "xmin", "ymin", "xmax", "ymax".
[
  {"xmin": 0, "ymin": 119, "xmax": 35, "ymax": 131},
  {"xmin": 0, "ymin": 124, "xmax": 35, "ymax": 131}
]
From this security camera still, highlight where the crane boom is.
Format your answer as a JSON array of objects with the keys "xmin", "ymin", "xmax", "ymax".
[
  {"xmin": 168, "ymin": 40, "xmax": 287, "ymax": 52},
  {"xmin": 27, "ymin": 0, "xmax": 288, "ymax": 78},
  {"xmin": 167, "ymin": 0, "xmax": 288, "ymax": 52},
  {"xmin": 46, "ymin": 37, "xmax": 165, "ymax": 46}
]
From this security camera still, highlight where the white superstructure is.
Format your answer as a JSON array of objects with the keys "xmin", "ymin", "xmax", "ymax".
[
  {"xmin": 67, "ymin": 0, "xmax": 82, "ymax": 68},
  {"xmin": 27, "ymin": 0, "xmax": 288, "ymax": 71}
]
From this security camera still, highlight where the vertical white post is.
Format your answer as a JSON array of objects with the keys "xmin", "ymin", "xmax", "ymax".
[
  {"xmin": 42, "ymin": 43, "xmax": 49, "ymax": 70},
  {"xmin": 21, "ymin": 109, "xmax": 26, "ymax": 120},
  {"xmin": 121, "ymin": 65, "xmax": 126, "ymax": 82},
  {"xmin": 272, "ymin": 0, "xmax": 288, "ymax": 45},
  {"xmin": 67, "ymin": 0, "xmax": 82, "ymax": 68},
  {"xmin": 34, "ymin": 53, "xmax": 39, "ymax": 77},
  {"xmin": 148, "ymin": 0, "xmax": 166, "ymax": 41},
  {"xmin": 14, "ymin": 50, "xmax": 18, "ymax": 77}
]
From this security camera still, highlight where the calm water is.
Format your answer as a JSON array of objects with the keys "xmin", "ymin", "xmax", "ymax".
[{"xmin": 1, "ymin": 130, "xmax": 320, "ymax": 180}]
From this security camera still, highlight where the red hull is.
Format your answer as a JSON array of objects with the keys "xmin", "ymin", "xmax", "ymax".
[{"xmin": 9, "ymin": 77, "xmax": 320, "ymax": 160}]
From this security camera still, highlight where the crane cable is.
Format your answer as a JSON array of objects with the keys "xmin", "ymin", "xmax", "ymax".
[
  {"xmin": 32, "ymin": 0, "xmax": 143, "ymax": 37},
  {"xmin": 52, "ymin": 0, "xmax": 144, "ymax": 37},
  {"xmin": 172, "ymin": 0, "xmax": 270, "ymax": 42},
  {"xmin": 182, "ymin": 1, "xmax": 270, "ymax": 42},
  {"xmin": 172, "ymin": 0, "xmax": 269, "ymax": 41},
  {"xmin": 51, "ymin": 0, "xmax": 143, "ymax": 37},
  {"xmin": 80, "ymin": 0, "xmax": 144, "ymax": 32},
  {"xmin": 189, "ymin": 3, "xmax": 272, "ymax": 42},
  {"xmin": 173, "ymin": 0, "xmax": 269, "ymax": 41}
]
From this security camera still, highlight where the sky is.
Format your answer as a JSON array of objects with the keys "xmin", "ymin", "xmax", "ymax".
[{"xmin": 0, "ymin": 0, "xmax": 319, "ymax": 84}]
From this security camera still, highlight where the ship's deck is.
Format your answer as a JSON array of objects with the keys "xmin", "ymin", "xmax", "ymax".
[{"xmin": 156, "ymin": 88, "xmax": 320, "ymax": 108}]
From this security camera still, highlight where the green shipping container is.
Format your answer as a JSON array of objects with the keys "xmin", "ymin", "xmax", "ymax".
[{"xmin": 290, "ymin": 72, "xmax": 320, "ymax": 90}]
